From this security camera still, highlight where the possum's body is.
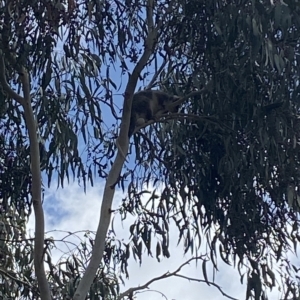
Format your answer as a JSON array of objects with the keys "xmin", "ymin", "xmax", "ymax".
[{"xmin": 128, "ymin": 90, "xmax": 180, "ymax": 137}]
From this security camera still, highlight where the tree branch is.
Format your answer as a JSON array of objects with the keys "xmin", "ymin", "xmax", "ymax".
[
  {"xmin": 135, "ymin": 289, "xmax": 168, "ymax": 299},
  {"xmin": 0, "ymin": 49, "xmax": 50, "ymax": 299},
  {"xmin": 20, "ymin": 68, "xmax": 51, "ymax": 300},
  {"xmin": 73, "ymin": 1, "xmax": 164, "ymax": 299},
  {"xmin": 145, "ymin": 58, "xmax": 168, "ymax": 90},
  {"xmin": 118, "ymin": 256, "xmax": 238, "ymax": 300}
]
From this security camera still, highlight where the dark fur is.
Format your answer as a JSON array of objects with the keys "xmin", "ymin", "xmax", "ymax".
[{"xmin": 128, "ymin": 90, "xmax": 180, "ymax": 137}]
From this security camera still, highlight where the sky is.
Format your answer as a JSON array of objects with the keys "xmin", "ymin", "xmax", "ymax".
[{"xmin": 27, "ymin": 181, "xmax": 291, "ymax": 300}]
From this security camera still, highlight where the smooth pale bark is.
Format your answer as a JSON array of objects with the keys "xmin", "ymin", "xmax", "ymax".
[{"xmin": 0, "ymin": 52, "xmax": 51, "ymax": 300}]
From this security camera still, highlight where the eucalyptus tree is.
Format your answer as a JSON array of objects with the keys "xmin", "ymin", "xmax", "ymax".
[{"xmin": 1, "ymin": 0, "xmax": 300, "ymax": 299}]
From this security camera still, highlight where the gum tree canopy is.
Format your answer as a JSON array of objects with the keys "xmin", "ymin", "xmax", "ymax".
[{"xmin": 0, "ymin": 0, "xmax": 300, "ymax": 299}]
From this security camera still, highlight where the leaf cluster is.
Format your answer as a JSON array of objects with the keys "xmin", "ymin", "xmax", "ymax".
[{"xmin": 122, "ymin": 1, "xmax": 300, "ymax": 299}]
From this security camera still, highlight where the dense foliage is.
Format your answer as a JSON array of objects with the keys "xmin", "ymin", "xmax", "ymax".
[{"xmin": 124, "ymin": 1, "xmax": 300, "ymax": 299}]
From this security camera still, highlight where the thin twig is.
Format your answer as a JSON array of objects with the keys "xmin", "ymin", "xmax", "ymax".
[
  {"xmin": 174, "ymin": 274, "xmax": 238, "ymax": 300},
  {"xmin": 119, "ymin": 256, "xmax": 237, "ymax": 300},
  {"xmin": 135, "ymin": 289, "xmax": 168, "ymax": 299},
  {"xmin": 146, "ymin": 58, "xmax": 168, "ymax": 90},
  {"xmin": 118, "ymin": 257, "xmax": 200, "ymax": 299}
]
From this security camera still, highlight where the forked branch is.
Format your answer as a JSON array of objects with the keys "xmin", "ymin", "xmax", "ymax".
[{"xmin": 118, "ymin": 257, "xmax": 238, "ymax": 300}]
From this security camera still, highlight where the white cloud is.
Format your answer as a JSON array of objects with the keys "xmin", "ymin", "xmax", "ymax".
[{"xmin": 27, "ymin": 182, "xmax": 291, "ymax": 299}]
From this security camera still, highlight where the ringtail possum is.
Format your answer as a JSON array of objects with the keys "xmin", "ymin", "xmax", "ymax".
[{"xmin": 128, "ymin": 90, "xmax": 180, "ymax": 137}]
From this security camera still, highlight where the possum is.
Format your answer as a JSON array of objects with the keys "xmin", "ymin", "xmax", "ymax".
[{"xmin": 128, "ymin": 90, "xmax": 180, "ymax": 137}]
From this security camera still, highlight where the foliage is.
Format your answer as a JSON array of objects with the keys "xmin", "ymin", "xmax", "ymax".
[
  {"xmin": 0, "ymin": 0, "xmax": 300, "ymax": 299},
  {"xmin": 0, "ymin": 114, "xmax": 32, "ymax": 213},
  {"xmin": 124, "ymin": 0, "xmax": 300, "ymax": 299},
  {"xmin": 0, "ymin": 202, "xmax": 34, "ymax": 298}
]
